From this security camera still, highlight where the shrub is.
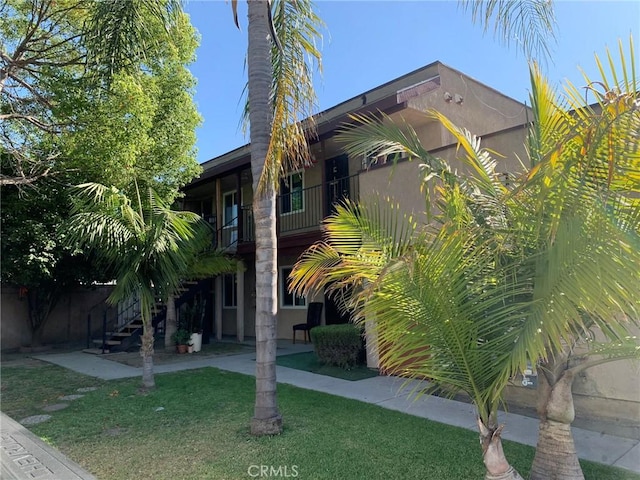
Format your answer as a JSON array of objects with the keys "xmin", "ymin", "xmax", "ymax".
[
  {"xmin": 310, "ymin": 324, "xmax": 363, "ymax": 369},
  {"xmin": 171, "ymin": 328, "xmax": 192, "ymax": 345}
]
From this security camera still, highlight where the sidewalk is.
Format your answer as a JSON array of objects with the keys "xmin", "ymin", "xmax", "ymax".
[
  {"xmin": 22, "ymin": 342, "xmax": 639, "ymax": 476},
  {"xmin": 1, "ymin": 412, "xmax": 97, "ymax": 480}
]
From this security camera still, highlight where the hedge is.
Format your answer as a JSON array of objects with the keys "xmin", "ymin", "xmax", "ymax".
[{"xmin": 310, "ymin": 324, "xmax": 363, "ymax": 369}]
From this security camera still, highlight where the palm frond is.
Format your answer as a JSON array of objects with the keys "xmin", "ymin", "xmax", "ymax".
[
  {"xmin": 290, "ymin": 198, "xmax": 416, "ymax": 318},
  {"xmin": 83, "ymin": 0, "xmax": 182, "ymax": 82},
  {"xmin": 66, "ymin": 182, "xmax": 236, "ymax": 307},
  {"xmin": 246, "ymin": 0, "xmax": 323, "ymax": 193},
  {"xmin": 459, "ymin": 0, "xmax": 556, "ymax": 60}
]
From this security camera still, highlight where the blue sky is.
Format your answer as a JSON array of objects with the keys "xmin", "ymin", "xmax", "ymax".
[{"xmin": 183, "ymin": 1, "xmax": 640, "ymax": 163}]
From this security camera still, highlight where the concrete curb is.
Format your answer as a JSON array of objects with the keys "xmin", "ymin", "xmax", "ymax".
[{"xmin": 0, "ymin": 412, "xmax": 96, "ymax": 480}]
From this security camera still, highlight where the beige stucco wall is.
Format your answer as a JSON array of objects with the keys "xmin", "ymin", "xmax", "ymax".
[
  {"xmin": 358, "ymin": 126, "xmax": 529, "ymax": 225},
  {"xmin": 1, "ymin": 285, "xmax": 113, "ymax": 351},
  {"xmin": 223, "ymin": 253, "xmax": 323, "ymax": 341},
  {"xmin": 505, "ymin": 354, "xmax": 640, "ymax": 439},
  {"xmin": 406, "ymin": 64, "xmax": 529, "ymax": 148}
]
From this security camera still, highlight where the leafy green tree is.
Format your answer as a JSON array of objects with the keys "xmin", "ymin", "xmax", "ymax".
[
  {"xmin": 58, "ymin": 10, "xmax": 201, "ymax": 202},
  {"xmin": 290, "ymin": 41, "xmax": 639, "ymax": 479},
  {"xmin": 66, "ymin": 182, "xmax": 235, "ymax": 389},
  {"xmin": 0, "ymin": 0, "xmax": 185, "ymax": 187},
  {"xmin": 1, "ymin": 0, "xmax": 201, "ymax": 347},
  {"xmin": 522, "ymin": 45, "xmax": 640, "ymax": 480},
  {"xmin": 0, "ymin": 181, "xmax": 110, "ymax": 347}
]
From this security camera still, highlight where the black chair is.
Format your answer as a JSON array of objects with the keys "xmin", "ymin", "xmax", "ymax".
[{"xmin": 292, "ymin": 302, "xmax": 323, "ymax": 344}]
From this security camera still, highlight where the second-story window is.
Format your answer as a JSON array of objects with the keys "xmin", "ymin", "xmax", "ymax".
[
  {"xmin": 223, "ymin": 191, "xmax": 238, "ymax": 245},
  {"xmin": 280, "ymin": 171, "xmax": 304, "ymax": 215}
]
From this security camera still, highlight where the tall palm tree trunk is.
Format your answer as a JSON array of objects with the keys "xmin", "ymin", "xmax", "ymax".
[
  {"xmin": 140, "ymin": 309, "xmax": 156, "ymax": 390},
  {"xmin": 530, "ymin": 366, "xmax": 584, "ymax": 480},
  {"xmin": 248, "ymin": 0, "xmax": 282, "ymax": 436},
  {"xmin": 478, "ymin": 419, "xmax": 525, "ymax": 480}
]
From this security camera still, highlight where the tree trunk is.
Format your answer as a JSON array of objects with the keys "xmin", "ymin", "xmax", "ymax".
[
  {"xmin": 140, "ymin": 313, "xmax": 156, "ymax": 390},
  {"xmin": 164, "ymin": 294, "xmax": 177, "ymax": 350},
  {"xmin": 530, "ymin": 366, "xmax": 584, "ymax": 480},
  {"xmin": 478, "ymin": 418, "xmax": 525, "ymax": 480},
  {"xmin": 27, "ymin": 287, "xmax": 58, "ymax": 347},
  {"xmin": 247, "ymin": 0, "xmax": 282, "ymax": 436}
]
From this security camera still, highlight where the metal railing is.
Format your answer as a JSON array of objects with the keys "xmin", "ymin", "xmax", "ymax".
[
  {"xmin": 241, "ymin": 206, "xmax": 254, "ymax": 242},
  {"xmin": 279, "ymin": 174, "xmax": 359, "ymax": 234},
  {"xmin": 213, "ymin": 174, "xmax": 359, "ymax": 247},
  {"xmin": 86, "ymin": 297, "xmax": 118, "ymax": 353}
]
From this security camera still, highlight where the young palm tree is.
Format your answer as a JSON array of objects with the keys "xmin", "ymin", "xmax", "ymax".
[
  {"xmin": 290, "ymin": 41, "xmax": 639, "ymax": 479},
  {"xmin": 66, "ymin": 182, "xmax": 233, "ymax": 390},
  {"xmin": 522, "ymin": 44, "xmax": 640, "ymax": 480}
]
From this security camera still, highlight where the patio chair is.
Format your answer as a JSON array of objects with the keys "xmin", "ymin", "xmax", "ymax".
[{"xmin": 292, "ymin": 302, "xmax": 323, "ymax": 344}]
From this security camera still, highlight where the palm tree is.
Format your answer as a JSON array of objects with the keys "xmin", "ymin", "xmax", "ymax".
[
  {"xmin": 242, "ymin": 0, "xmax": 322, "ymax": 435},
  {"xmin": 522, "ymin": 43, "xmax": 640, "ymax": 480},
  {"xmin": 66, "ymin": 182, "xmax": 235, "ymax": 390},
  {"xmin": 290, "ymin": 40, "xmax": 639, "ymax": 479}
]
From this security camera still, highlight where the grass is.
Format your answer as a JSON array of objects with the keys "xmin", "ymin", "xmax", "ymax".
[
  {"xmin": 276, "ymin": 351, "xmax": 379, "ymax": 381},
  {"xmin": 1, "ymin": 362, "xmax": 638, "ymax": 480}
]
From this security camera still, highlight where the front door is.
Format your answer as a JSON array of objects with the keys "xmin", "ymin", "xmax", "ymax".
[{"xmin": 325, "ymin": 154, "xmax": 349, "ymax": 215}]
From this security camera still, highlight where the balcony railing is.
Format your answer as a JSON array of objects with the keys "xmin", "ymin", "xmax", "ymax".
[
  {"xmin": 241, "ymin": 205, "xmax": 254, "ymax": 242},
  {"xmin": 216, "ymin": 174, "xmax": 359, "ymax": 248}
]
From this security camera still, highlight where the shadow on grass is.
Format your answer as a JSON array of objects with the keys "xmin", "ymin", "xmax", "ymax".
[{"xmin": 276, "ymin": 351, "xmax": 379, "ymax": 381}]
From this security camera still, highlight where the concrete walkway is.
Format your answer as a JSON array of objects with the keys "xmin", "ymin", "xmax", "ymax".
[{"xmin": 16, "ymin": 342, "xmax": 637, "ymax": 477}]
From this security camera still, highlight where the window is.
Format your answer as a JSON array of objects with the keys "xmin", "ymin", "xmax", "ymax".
[
  {"xmin": 280, "ymin": 266, "xmax": 306, "ymax": 308},
  {"xmin": 223, "ymin": 191, "xmax": 238, "ymax": 245},
  {"xmin": 223, "ymin": 274, "xmax": 237, "ymax": 308},
  {"xmin": 280, "ymin": 172, "xmax": 304, "ymax": 214}
]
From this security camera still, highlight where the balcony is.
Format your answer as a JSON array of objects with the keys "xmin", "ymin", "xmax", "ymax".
[{"xmin": 217, "ymin": 174, "xmax": 359, "ymax": 250}]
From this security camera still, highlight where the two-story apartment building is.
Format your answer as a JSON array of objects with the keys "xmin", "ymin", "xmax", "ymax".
[
  {"xmin": 181, "ymin": 61, "xmax": 531, "ymax": 343},
  {"xmin": 182, "ymin": 60, "xmax": 639, "ymax": 439}
]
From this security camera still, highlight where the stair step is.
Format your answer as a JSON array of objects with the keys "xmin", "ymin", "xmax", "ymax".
[
  {"xmin": 106, "ymin": 332, "xmax": 133, "ymax": 337},
  {"xmin": 92, "ymin": 339, "xmax": 121, "ymax": 346},
  {"xmin": 124, "ymin": 323, "xmax": 143, "ymax": 329}
]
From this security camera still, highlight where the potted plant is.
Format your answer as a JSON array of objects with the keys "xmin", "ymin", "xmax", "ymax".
[
  {"xmin": 182, "ymin": 298, "xmax": 205, "ymax": 352},
  {"xmin": 171, "ymin": 328, "xmax": 191, "ymax": 354}
]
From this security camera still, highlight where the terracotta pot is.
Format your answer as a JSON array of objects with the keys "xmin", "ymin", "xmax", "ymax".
[{"xmin": 177, "ymin": 344, "xmax": 188, "ymax": 354}]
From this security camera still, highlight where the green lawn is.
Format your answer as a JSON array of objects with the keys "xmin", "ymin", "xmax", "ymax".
[
  {"xmin": 1, "ymin": 362, "xmax": 637, "ymax": 480},
  {"xmin": 276, "ymin": 351, "xmax": 379, "ymax": 381}
]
